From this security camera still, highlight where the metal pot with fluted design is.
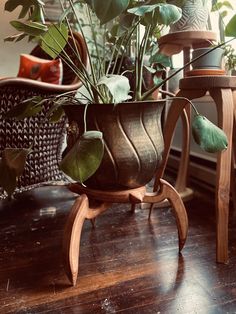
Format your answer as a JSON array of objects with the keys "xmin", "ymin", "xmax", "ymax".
[{"xmin": 63, "ymin": 100, "xmax": 165, "ymax": 190}]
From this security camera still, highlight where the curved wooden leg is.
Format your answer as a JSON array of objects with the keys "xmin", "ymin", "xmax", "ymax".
[
  {"xmin": 144, "ymin": 179, "xmax": 188, "ymax": 251},
  {"xmin": 154, "ymin": 89, "xmax": 206, "ymax": 193},
  {"xmin": 154, "ymin": 95, "xmax": 188, "ymax": 191},
  {"xmin": 210, "ymin": 88, "xmax": 234, "ymax": 263},
  {"xmin": 175, "ymin": 109, "xmax": 190, "ymax": 192},
  {"xmin": 63, "ymin": 194, "xmax": 110, "ymax": 285},
  {"xmin": 231, "ymin": 91, "xmax": 236, "ymax": 215},
  {"xmin": 165, "ymin": 181, "xmax": 189, "ymax": 251},
  {"xmin": 63, "ymin": 195, "xmax": 90, "ymax": 286}
]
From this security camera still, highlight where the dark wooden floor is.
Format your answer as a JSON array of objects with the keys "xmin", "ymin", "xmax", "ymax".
[{"xmin": 1, "ymin": 183, "xmax": 236, "ymax": 313}]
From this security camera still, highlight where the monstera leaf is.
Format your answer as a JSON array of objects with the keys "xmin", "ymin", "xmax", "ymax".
[
  {"xmin": 5, "ymin": 0, "xmax": 45, "ymax": 22},
  {"xmin": 192, "ymin": 115, "xmax": 228, "ymax": 153}
]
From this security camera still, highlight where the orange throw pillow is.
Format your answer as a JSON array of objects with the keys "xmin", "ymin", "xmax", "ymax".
[{"xmin": 17, "ymin": 54, "xmax": 63, "ymax": 84}]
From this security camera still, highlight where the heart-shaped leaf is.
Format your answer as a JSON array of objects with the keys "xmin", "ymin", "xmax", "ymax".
[
  {"xmin": 60, "ymin": 131, "xmax": 104, "ymax": 183},
  {"xmin": 3, "ymin": 148, "xmax": 31, "ymax": 176},
  {"xmin": 97, "ymin": 75, "xmax": 131, "ymax": 104},
  {"xmin": 128, "ymin": 4, "xmax": 182, "ymax": 26},
  {"xmin": 49, "ymin": 106, "xmax": 65, "ymax": 123},
  {"xmin": 149, "ymin": 52, "xmax": 172, "ymax": 67},
  {"xmin": 0, "ymin": 148, "xmax": 31, "ymax": 197},
  {"xmin": 192, "ymin": 115, "xmax": 228, "ymax": 153},
  {"xmin": 4, "ymin": 97, "xmax": 43, "ymax": 120},
  {"xmin": 85, "ymin": 0, "xmax": 129, "ymax": 25}
]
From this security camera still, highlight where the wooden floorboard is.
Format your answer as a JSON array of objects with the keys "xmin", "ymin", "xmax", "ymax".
[{"xmin": 1, "ymin": 184, "xmax": 236, "ymax": 313}]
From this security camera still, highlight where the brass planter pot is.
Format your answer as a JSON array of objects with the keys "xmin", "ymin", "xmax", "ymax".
[{"xmin": 64, "ymin": 101, "xmax": 165, "ymax": 190}]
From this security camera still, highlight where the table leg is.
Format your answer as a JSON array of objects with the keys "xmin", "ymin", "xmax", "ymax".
[
  {"xmin": 63, "ymin": 195, "xmax": 110, "ymax": 286},
  {"xmin": 210, "ymin": 88, "xmax": 234, "ymax": 263},
  {"xmin": 154, "ymin": 89, "xmax": 206, "ymax": 197}
]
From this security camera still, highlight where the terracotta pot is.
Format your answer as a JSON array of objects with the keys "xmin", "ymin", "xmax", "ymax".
[{"xmin": 64, "ymin": 101, "xmax": 165, "ymax": 190}]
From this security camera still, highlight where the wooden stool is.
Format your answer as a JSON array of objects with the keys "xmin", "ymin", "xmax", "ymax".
[
  {"xmin": 62, "ymin": 179, "xmax": 188, "ymax": 286},
  {"xmin": 157, "ymin": 75, "xmax": 236, "ymax": 264}
]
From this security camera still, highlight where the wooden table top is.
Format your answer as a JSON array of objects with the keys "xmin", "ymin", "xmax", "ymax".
[{"xmin": 158, "ymin": 31, "xmax": 218, "ymax": 56}]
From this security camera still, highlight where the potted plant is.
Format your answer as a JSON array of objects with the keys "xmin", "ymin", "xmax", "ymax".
[
  {"xmin": 191, "ymin": 46, "xmax": 225, "ymax": 71},
  {"xmin": 224, "ymin": 44, "xmax": 236, "ymax": 74},
  {"xmin": 1, "ymin": 0, "xmax": 235, "ymax": 197},
  {"xmin": 211, "ymin": 0, "xmax": 236, "ymax": 74},
  {"xmin": 190, "ymin": 0, "xmax": 236, "ymax": 73},
  {"xmin": 167, "ymin": 0, "xmax": 210, "ymax": 32}
]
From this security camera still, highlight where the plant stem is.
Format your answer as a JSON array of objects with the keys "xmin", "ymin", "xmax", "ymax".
[
  {"xmin": 68, "ymin": 0, "xmax": 99, "ymax": 102},
  {"xmin": 87, "ymin": 6, "xmax": 104, "ymax": 77},
  {"xmin": 137, "ymin": 24, "xmax": 151, "ymax": 101}
]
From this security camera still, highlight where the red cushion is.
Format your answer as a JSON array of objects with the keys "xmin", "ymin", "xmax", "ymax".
[{"xmin": 17, "ymin": 54, "xmax": 63, "ymax": 84}]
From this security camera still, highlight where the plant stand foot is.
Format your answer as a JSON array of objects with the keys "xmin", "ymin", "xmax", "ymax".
[
  {"xmin": 62, "ymin": 195, "xmax": 89, "ymax": 286},
  {"xmin": 63, "ymin": 194, "xmax": 110, "ymax": 286},
  {"xmin": 143, "ymin": 179, "xmax": 188, "ymax": 252}
]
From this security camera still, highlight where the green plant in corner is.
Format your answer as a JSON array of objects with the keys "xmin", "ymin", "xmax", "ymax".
[
  {"xmin": 1, "ymin": 0, "xmax": 236, "ymax": 197},
  {"xmin": 211, "ymin": 0, "xmax": 236, "ymax": 72}
]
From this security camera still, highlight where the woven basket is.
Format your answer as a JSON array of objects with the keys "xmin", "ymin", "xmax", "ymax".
[
  {"xmin": 0, "ymin": 84, "xmax": 66, "ymax": 188},
  {"xmin": 0, "ymin": 32, "xmax": 87, "ymax": 194}
]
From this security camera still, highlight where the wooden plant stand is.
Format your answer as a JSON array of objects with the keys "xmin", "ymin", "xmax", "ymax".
[{"xmin": 63, "ymin": 179, "xmax": 188, "ymax": 286}]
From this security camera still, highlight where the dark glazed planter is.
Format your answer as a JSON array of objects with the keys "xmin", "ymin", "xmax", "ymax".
[{"xmin": 64, "ymin": 101, "xmax": 165, "ymax": 190}]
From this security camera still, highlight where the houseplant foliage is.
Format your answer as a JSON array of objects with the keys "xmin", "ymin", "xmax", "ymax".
[
  {"xmin": 211, "ymin": 0, "xmax": 236, "ymax": 72},
  {"xmin": 1, "ymin": 0, "xmax": 236, "ymax": 196}
]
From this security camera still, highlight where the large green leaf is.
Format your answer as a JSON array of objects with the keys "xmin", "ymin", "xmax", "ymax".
[
  {"xmin": 40, "ymin": 23, "xmax": 68, "ymax": 59},
  {"xmin": 0, "ymin": 148, "xmax": 31, "ymax": 197},
  {"xmin": 0, "ymin": 159, "xmax": 17, "ymax": 198},
  {"xmin": 5, "ymin": 0, "xmax": 45, "ymax": 22},
  {"xmin": 85, "ymin": 0, "xmax": 129, "ymax": 24},
  {"xmin": 60, "ymin": 131, "xmax": 104, "ymax": 183},
  {"xmin": 192, "ymin": 115, "xmax": 228, "ymax": 153},
  {"xmin": 157, "ymin": 4, "xmax": 182, "ymax": 25},
  {"xmin": 97, "ymin": 75, "xmax": 131, "ymax": 104},
  {"xmin": 149, "ymin": 52, "xmax": 171, "ymax": 67},
  {"xmin": 128, "ymin": 4, "xmax": 161, "ymax": 16},
  {"xmin": 49, "ymin": 106, "xmax": 65, "ymax": 123},
  {"xmin": 225, "ymin": 14, "xmax": 236, "ymax": 37},
  {"xmin": 4, "ymin": 97, "xmax": 43, "ymax": 120},
  {"xmin": 3, "ymin": 148, "xmax": 31, "ymax": 177},
  {"xmin": 10, "ymin": 21, "xmax": 47, "ymax": 36},
  {"xmin": 128, "ymin": 4, "xmax": 181, "ymax": 26}
]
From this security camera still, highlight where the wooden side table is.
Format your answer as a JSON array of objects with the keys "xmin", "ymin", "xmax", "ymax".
[{"xmin": 157, "ymin": 30, "xmax": 235, "ymax": 264}]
